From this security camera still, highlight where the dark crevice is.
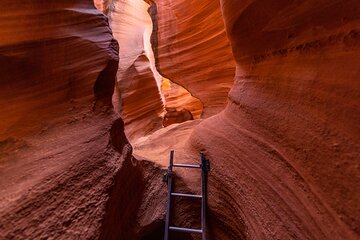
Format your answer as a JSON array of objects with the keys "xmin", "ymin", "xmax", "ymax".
[
  {"xmin": 139, "ymin": 221, "xmax": 166, "ymax": 240},
  {"xmin": 109, "ymin": 118, "xmax": 130, "ymax": 153},
  {"xmin": 93, "ymin": 39, "xmax": 119, "ymax": 109},
  {"xmin": 100, "ymin": 118, "xmax": 139, "ymax": 240},
  {"xmin": 99, "ymin": 154, "xmax": 144, "ymax": 240},
  {"xmin": 147, "ymin": 1, "xmax": 160, "ymax": 73}
]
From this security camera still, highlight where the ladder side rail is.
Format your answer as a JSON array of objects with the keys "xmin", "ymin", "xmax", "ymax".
[
  {"xmin": 201, "ymin": 152, "xmax": 207, "ymax": 240},
  {"xmin": 164, "ymin": 150, "xmax": 174, "ymax": 240}
]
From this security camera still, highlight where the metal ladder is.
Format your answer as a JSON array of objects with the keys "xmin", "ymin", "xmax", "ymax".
[{"xmin": 163, "ymin": 150, "xmax": 210, "ymax": 240}]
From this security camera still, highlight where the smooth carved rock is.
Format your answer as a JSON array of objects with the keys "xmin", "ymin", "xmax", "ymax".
[
  {"xmin": 153, "ymin": 0, "xmax": 236, "ymax": 117},
  {"xmin": 120, "ymin": 54, "xmax": 165, "ymax": 140},
  {"xmin": 107, "ymin": 0, "xmax": 204, "ymax": 140},
  {"xmin": 135, "ymin": 0, "xmax": 360, "ymax": 239},
  {"xmin": 161, "ymin": 78, "xmax": 203, "ymax": 125},
  {"xmin": 0, "ymin": 1, "xmax": 118, "ymax": 138},
  {"xmin": 185, "ymin": 0, "xmax": 360, "ymax": 239},
  {"xmin": 1, "ymin": 0, "xmax": 359, "ymax": 239},
  {"xmin": 0, "ymin": 1, "xmax": 126, "ymax": 239}
]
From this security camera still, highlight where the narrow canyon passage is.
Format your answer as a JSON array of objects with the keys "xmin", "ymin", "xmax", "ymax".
[
  {"xmin": 97, "ymin": 0, "xmax": 360, "ymax": 239},
  {"xmin": 0, "ymin": 0, "xmax": 359, "ymax": 240},
  {"xmin": 105, "ymin": 0, "xmax": 204, "ymax": 142}
]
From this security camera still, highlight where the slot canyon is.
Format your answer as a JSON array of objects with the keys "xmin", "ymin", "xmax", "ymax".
[{"xmin": 0, "ymin": 0, "xmax": 359, "ymax": 239}]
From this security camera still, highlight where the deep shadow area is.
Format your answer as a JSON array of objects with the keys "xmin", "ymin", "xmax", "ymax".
[
  {"xmin": 147, "ymin": 1, "xmax": 159, "ymax": 72},
  {"xmin": 110, "ymin": 118, "xmax": 129, "ymax": 152},
  {"xmin": 94, "ymin": 39, "xmax": 119, "ymax": 107},
  {"xmin": 99, "ymin": 153, "xmax": 145, "ymax": 240}
]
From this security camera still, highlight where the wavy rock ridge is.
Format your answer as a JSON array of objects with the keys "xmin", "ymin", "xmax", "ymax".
[
  {"xmin": 133, "ymin": 0, "xmax": 360, "ymax": 239},
  {"xmin": 1, "ymin": 0, "xmax": 359, "ymax": 239},
  {"xmin": 153, "ymin": 0, "xmax": 236, "ymax": 117},
  {"xmin": 106, "ymin": 0, "xmax": 205, "ymax": 141},
  {"xmin": 186, "ymin": 0, "xmax": 360, "ymax": 239},
  {"xmin": 0, "ymin": 1, "xmax": 126, "ymax": 238}
]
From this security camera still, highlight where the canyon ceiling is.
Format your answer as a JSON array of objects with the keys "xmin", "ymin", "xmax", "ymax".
[{"xmin": 0, "ymin": 0, "xmax": 359, "ymax": 239}]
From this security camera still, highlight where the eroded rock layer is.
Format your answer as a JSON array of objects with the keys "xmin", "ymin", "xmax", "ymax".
[
  {"xmin": 186, "ymin": 0, "xmax": 359, "ymax": 239},
  {"xmin": 0, "ymin": 1, "xmax": 118, "ymax": 138},
  {"xmin": 0, "ymin": 1, "xmax": 127, "ymax": 238},
  {"xmin": 153, "ymin": 0, "xmax": 236, "ymax": 117},
  {"xmin": 106, "ymin": 0, "xmax": 165, "ymax": 141},
  {"xmin": 107, "ymin": 0, "xmax": 204, "ymax": 140},
  {"xmin": 119, "ymin": 54, "xmax": 164, "ymax": 140},
  {"xmin": 135, "ymin": 0, "xmax": 360, "ymax": 239},
  {"xmin": 1, "ymin": 0, "xmax": 359, "ymax": 239}
]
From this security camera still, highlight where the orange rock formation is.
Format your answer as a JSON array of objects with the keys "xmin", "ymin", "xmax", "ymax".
[
  {"xmin": 105, "ymin": 0, "xmax": 205, "ymax": 141},
  {"xmin": 0, "ymin": 1, "xmax": 130, "ymax": 238},
  {"xmin": 1, "ymin": 0, "xmax": 359, "ymax": 239},
  {"xmin": 134, "ymin": 0, "xmax": 360, "ymax": 239},
  {"xmin": 152, "ymin": 0, "xmax": 236, "ymax": 117}
]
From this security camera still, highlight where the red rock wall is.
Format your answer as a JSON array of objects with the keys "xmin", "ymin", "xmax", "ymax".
[
  {"xmin": 0, "ymin": 0, "xmax": 118, "ymax": 138},
  {"xmin": 2, "ymin": 0, "xmax": 359, "ymax": 239},
  {"xmin": 119, "ymin": 54, "xmax": 165, "ymax": 140},
  {"xmin": 153, "ymin": 0, "xmax": 236, "ymax": 117},
  {"xmin": 105, "ymin": 0, "xmax": 205, "ymax": 141},
  {"xmin": 106, "ymin": 0, "xmax": 166, "ymax": 140},
  {"xmin": 187, "ymin": 0, "xmax": 360, "ymax": 239},
  {"xmin": 0, "ymin": 1, "xmax": 130, "ymax": 238}
]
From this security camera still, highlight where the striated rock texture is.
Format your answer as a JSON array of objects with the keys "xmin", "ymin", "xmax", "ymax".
[
  {"xmin": 119, "ymin": 54, "xmax": 164, "ymax": 140},
  {"xmin": 97, "ymin": 0, "xmax": 234, "ymax": 140},
  {"xmin": 134, "ymin": 0, "xmax": 360, "ymax": 239},
  {"xmin": 153, "ymin": 0, "xmax": 236, "ymax": 117},
  {"xmin": 1, "ymin": 0, "xmax": 359, "ymax": 239},
  {"xmin": 0, "ymin": 1, "xmax": 131, "ymax": 239},
  {"xmin": 185, "ymin": 0, "xmax": 360, "ymax": 239},
  {"xmin": 106, "ymin": 0, "xmax": 204, "ymax": 141},
  {"xmin": 106, "ymin": 0, "xmax": 166, "ymax": 141},
  {"xmin": 161, "ymin": 78, "xmax": 203, "ymax": 127},
  {"xmin": 0, "ymin": 0, "xmax": 118, "ymax": 138}
]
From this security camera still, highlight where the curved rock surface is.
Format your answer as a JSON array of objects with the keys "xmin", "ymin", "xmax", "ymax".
[
  {"xmin": 153, "ymin": 0, "xmax": 236, "ymax": 117},
  {"xmin": 119, "ymin": 54, "xmax": 164, "ymax": 140},
  {"xmin": 135, "ymin": 0, "xmax": 360, "ymax": 239},
  {"xmin": 0, "ymin": 1, "xmax": 128, "ymax": 238},
  {"xmin": 0, "ymin": 0, "xmax": 118, "ymax": 138},
  {"xmin": 188, "ymin": 0, "xmax": 360, "ymax": 239},
  {"xmin": 106, "ymin": 0, "xmax": 204, "ymax": 140},
  {"xmin": 1, "ymin": 0, "xmax": 359, "ymax": 239}
]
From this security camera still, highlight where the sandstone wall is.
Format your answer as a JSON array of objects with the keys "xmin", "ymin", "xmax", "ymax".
[
  {"xmin": 140, "ymin": 0, "xmax": 360, "ymax": 239},
  {"xmin": 0, "ymin": 0, "xmax": 118, "ymax": 138},
  {"xmin": 0, "ymin": 1, "xmax": 127, "ymax": 238},
  {"xmin": 187, "ymin": 0, "xmax": 360, "ymax": 239},
  {"xmin": 153, "ymin": 0, "xmax": 236, "ymax": 117},
  {"xmin": 105, "ymin": 0, "xmax": 359, "ymax": 238},
  {"xmin": 105, "ymin": 0, "xmax": 165, "ymax": 140},
  {"xmin": 103, "ymin": 0, "xmax": 205, "ymax": 141},
  {"xmin": 2, "ymin": 0, "xmax": 359, "ymax": 239}
]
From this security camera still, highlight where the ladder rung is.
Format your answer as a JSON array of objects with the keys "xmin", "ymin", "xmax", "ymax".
[
  {"xmin": 171, "ymin": 193, "xmax": 202, "ymax": 198},
  {"xmin": 173, "ymin": 163, "xmax": 201, "ymax": 168},
  {"xmin": 169, "ymin": 226, "xmax": 202, "ymax": 234}
]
